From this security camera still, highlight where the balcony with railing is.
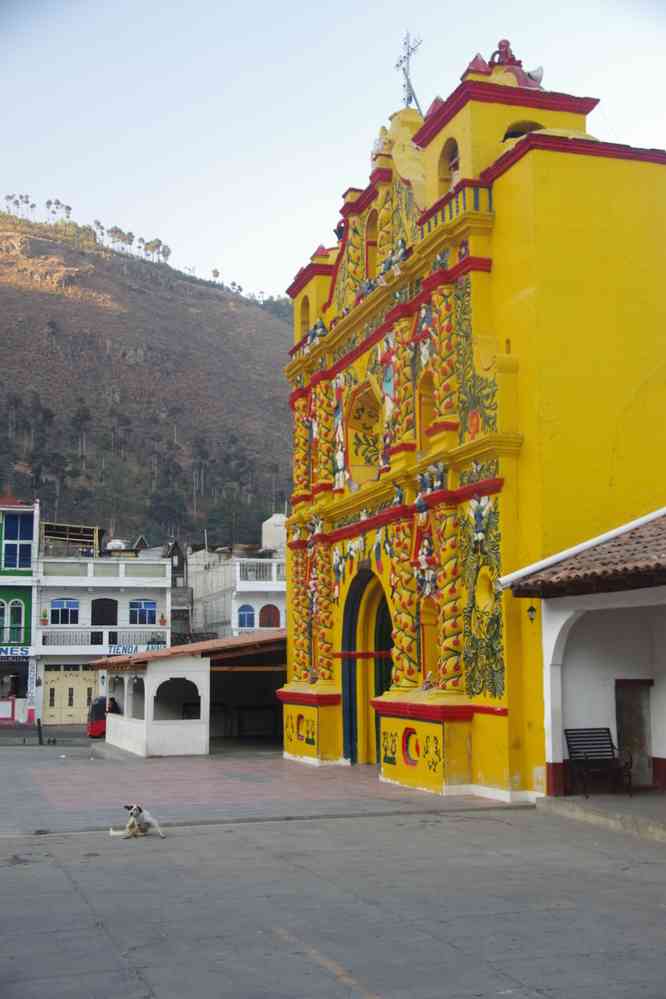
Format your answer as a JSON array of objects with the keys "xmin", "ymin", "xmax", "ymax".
[
  {"xmin": 236, "ymin": 560, "xmax": 286, "ymax": 591},
  {"xmin": 38, "ymin": 557, "xmax": 170, "ymax": 587},
  {"xmin": 0, "ymin": 627, "xmax": 29, "ymax": 647},
  {"xmin": 40, "ymin": 628, "xmax": 169, "ymax": 655}
]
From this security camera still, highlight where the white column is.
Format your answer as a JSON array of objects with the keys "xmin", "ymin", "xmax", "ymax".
[{"xmin": 542, "ymin": 603, "xmax": 584, "ymax": 763}]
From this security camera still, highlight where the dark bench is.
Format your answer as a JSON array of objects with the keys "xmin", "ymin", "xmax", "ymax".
[{"xmin": 564, "ymin": 727, "xmax": 632, "ymax": 798}]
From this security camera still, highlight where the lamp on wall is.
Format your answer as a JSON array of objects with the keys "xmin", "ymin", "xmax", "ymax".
[{"xmin": 527, "ymin": 605, "xmax": 537, "ymax": 623}]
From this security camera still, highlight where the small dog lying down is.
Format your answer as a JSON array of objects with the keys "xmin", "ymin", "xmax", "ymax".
[{"xmin": 109, "ymin": 803, "xmax": 166, "ymax": 839}]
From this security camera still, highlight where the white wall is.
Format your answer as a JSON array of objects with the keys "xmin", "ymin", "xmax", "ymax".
[
  {"xmin": 39, "ymin": 587, "xmax": 169, "ymax": 627},
  {"xmin": 231, "ymin": 592, "xmax": 286, "ymax": 632},
  {"xmin": 562, "ymin": 605, "xmax": 666, "ymax": 758},
  {"xmin": 107, "ymin": 713, "xmax": 148, "ymax": 756}
]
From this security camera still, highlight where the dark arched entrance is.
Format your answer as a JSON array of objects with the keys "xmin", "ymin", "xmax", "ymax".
[{"xmin": 341, "ymin": 570, "xmax": 393, "ymax": 764}]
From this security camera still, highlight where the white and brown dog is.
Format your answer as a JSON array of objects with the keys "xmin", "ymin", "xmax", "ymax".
[{"xmin": 109, "ymin": 804, "xmax": 166, "ymax": 839}]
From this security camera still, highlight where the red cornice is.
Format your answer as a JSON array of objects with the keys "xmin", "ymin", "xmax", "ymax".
[
  {"xmin": 276, "ymin": 689, "xmax": 341, "ymax": 707},
  {"xmin": 370, "ymin": 167, "xmax": 392, "ymax": 186},
  {"xmin": 290, "ymin": 492, "xmax": 312, "ymax": 506},
  {"xmin": 480, "ymin": 131, "xmax": 666, "ymax": 184},
  {"xmin": 388, "ymin": 442, "xmax": 417, "ymax": 456},
  {"xmin": 292, "ymin": 256, "xmax": 491, "ymax": 378},
  {"xmin": 333, "ymin": 650, "xmax": 393, "ymax": 659},
  {"xmin": 288, "ymin": 386, "xmax": 309, "ymax": 409},
  {"xmin": 426, "ymin": 420, "xmax": 459, "ymax": 436},
  {"xmin": 312, "ymin": 482, "xmax": 333, "ymax": 496},
  {"xmin": 308, "ymin": 478, "xmax": 503, "ymax": 546},
  {"xmin": 341, "ymin": 185, "xmax": 379, "ymax": 218},
  {"xmin": 412, "ymin": 80, "xmax": 599, "ymax": 149},
  {"xmin": 418, "ymin": 178, "xmax": 487, "ymax": 227},
  {"xmin": 370, "ymin": 698, "xmax": 508, "ymax": 721},
  {"xmin": 286, "ymin": 262, "xmax": 335, "ymax": 300},
  {"xmin": 287, "ymin": 539, "xmax": 308, "ymax": 550}
]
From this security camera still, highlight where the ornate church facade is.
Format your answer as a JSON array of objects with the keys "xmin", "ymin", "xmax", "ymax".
[{"xmin": 279, "ymin": 40, "xmax": 666, "ymax": 798}]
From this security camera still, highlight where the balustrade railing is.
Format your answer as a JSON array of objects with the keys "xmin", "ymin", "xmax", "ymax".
[{"xmin": 41, "ymin": 629, "xmax": 168, "ymax": 648}]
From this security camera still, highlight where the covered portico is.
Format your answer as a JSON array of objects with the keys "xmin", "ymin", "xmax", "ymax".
[
  {"xmin": 502, "ymin": 508, "xmax": 666, "ymax": 795},
  {"xmin": 93, "ymin": 630, "xmax": 285, "ymax": 757}
]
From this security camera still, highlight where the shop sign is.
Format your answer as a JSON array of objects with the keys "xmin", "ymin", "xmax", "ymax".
[
  {"xmin": 0, "ymin": 646, "xmax": 30, "ymax": 657},
  {"xmin": 109, "ymin": 642, "xmax": 166, "ymax": 656}
]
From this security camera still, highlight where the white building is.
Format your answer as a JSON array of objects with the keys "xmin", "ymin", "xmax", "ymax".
[
  {"xmin": 189, "ymin": 516, "xmax": 286, "ymax": 638},
  {"xmin": 35, "ymin": 526, "xmax": 171, "ymax": 724},
  {"xmin": 501, "ymin": 507, "xmax": 666, "ymax": 796}
]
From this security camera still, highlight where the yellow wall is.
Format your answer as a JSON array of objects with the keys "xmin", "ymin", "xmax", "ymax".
[{"xmin": 281, "ymin": 54, "xmax": 666, "ymax": 799}]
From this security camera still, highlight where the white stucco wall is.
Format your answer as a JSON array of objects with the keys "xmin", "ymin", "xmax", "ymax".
[
  {"xmin": 105, "ymin": 655, "xmax": 210, "ymax": 757},
  {"xmin": 106, "ymin": 713, "xmax": 148, "ymax": 756},
  {"xmin": 561, "ymin": 604, "xmax": 666, "ymax": 758},
  {"xmin": 147, "ymin": 720, "xmax": 208, "ymax": 756}
]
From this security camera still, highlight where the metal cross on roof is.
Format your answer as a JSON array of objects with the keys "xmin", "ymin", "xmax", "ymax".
[{"xmin": 395, "ymin": 31, "xmax": 423, "ymax": 116}]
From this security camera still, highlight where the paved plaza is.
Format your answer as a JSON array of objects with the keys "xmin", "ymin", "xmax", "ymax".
[
  {"xmin": 2, "ymin": 744, "xmax": 666, "ymax": 998},
  {"xmin": 0, "ymin": 742, "xmax": 510, "ymax": 836}
]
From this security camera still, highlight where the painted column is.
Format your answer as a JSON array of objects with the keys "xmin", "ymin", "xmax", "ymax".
[
  {"xmin": 431, "ymin": 504, "xmax": 464, "ymax": 691},
  {"xmin": 292, "ymin": 395, "xmax": 311, "ymax": 501},
  {"xmin": 431, "ymin": 285, "xmax": 459, "ymax": 424},
  {"xmin": 388, "ymin": 517, "xmax": 418, "ymax": 688}
]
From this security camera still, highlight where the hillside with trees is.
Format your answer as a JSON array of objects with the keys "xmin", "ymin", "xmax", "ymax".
[{"xmin": 0, "ymin": 209, "xmax": 293, "ymax": 544}]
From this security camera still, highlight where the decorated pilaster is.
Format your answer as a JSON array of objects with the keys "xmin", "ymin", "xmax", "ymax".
[
  {"xmin": 431, "ymin": 504, "xmax": 464, "ymax": 690},
  {"xmin": 292, "ymin": 394, "xmax": 310, "ymax": 502},
  {"xmin": 387, "ymin": 517, "xmax": 418, "ymax": 687}
]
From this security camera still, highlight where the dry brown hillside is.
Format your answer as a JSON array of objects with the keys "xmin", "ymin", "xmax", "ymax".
[{"xmin": 0, "ymin": 215, "xmax": 292, "ymax": 542}]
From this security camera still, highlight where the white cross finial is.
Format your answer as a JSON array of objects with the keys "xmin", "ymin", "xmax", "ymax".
[{"xmin": 395, "ymin": 31, "xmax": 423, "ymax": 116}]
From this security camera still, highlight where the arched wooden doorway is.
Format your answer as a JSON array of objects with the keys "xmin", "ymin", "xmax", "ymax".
[{"xmin": 341, "ymin": 570, "xmax": 393, "ymax": 764}]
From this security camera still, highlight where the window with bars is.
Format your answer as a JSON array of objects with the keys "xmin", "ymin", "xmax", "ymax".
[
  {"xmin": 68, "ymin": 688, "xmax": 74, "ymax": 707},
  {"xmin": 129, "ymin": 599, "xmax": 157, "ymax": 625},
  {"xmin": 49, "ymin": 688, "xmax": 55, "ymax": 707},
  {"xmin": 50, "ymin": 598, "xmax": 80, "ymax": 625},
  {"xmin": 86, "ymin": 687, "xmax": 93, "ymax": 706}
]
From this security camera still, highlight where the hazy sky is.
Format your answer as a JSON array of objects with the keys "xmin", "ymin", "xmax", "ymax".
[{"xmin": 2, "ymin": 0, "xmax": 664, "ymax": 296}]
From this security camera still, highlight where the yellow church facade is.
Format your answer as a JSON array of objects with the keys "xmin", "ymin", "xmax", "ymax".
[{"xmin": 279, "ymin": 40, "xmax": 666, "ymax": 799}]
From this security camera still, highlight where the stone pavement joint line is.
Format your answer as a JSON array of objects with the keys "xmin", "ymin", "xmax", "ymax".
[{"xmin": 0, "ymin": 745, "xmax": 523, "ymax": 836}]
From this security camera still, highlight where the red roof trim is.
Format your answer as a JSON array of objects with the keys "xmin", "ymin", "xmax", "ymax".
[
  {"xmin": 292, "ymin": 255, "xmax": 491, "ymax": 373},
  {"xmin": 370, "ymin": 698, "xmax": 508, "ymax": 721},
  {"xmin": 276, "ymin": 689, "xmax": 341, "ymax": 707},
  {"xmin": 480, "ymin": 131, "xmax": 666, "ymax": 184},
  {"xmin": 315, "ymin": 479, "xmax": 503, "ymax": 545},
  {"xmin": 286, "ymin": 262, "xmax": 335, "ymax": 300},
  {"xmin": 412, "ymin": 80, "xmax": 599, "ymax": 149}
]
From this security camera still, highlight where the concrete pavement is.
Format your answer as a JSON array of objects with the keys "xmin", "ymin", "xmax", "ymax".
[
  {"xmin": 2, "ymin": 808, "xmax": 666, "ymax": 998},
  {"xmin": 0, "ymin": 744, "xmax": 522, "ymax": 836}
]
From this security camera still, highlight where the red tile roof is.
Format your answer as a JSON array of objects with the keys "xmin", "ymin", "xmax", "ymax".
[
  {"xmin": 0, "ymin": 493, "xmax": 32, "ymax": 508},
  {"xmin": 91, "ymin": 629, "xmax": 285, "ymax": 669},
  {"xmin": 509, "ymin": 514, "xmax": 666, "ymax": 598}
]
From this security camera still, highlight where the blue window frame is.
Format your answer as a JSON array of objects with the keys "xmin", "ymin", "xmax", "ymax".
[
  {"xmin": 129, "ymin": 599, "xmax": 157, "ymax": 625},
  {"xmin": 238, "ymin": 604, "xmax": 255, "ymax": 629},
  {"xmin": 50, "ymin": 598, "xmax": 79, "ymax": 625},
  {"xmin": 3, "ymin": 512, "xmax": 33, "ymax": 570}
]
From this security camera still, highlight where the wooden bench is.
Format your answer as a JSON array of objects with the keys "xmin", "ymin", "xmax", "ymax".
[{"xmin": 564, "ymin": 727, "xmax": 633, "ymax": 798}]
